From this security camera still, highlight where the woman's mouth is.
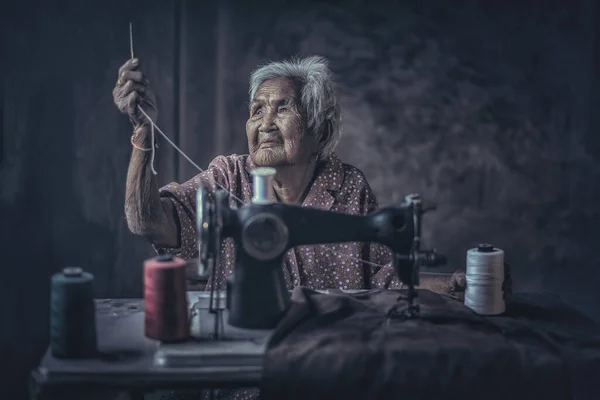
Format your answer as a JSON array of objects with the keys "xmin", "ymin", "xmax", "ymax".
[{"xmin": 260, "ymin": 140, "xmax": 281, "ymax": 148}]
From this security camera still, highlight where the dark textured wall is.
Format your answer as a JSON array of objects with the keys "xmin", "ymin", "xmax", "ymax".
[
  {"xmin": 219, "ymin": 0, "xmax": 599, "ymax": 311},
  {"xmin": 0, "ymin": 0, "xmax": 599, "ymax": 398},
  {"xmin": 0, "ymin": 1, "xmax": 180, "ymax": 397}
]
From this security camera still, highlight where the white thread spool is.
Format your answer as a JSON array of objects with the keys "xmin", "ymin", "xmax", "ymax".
[
  {"xmin": 464, "ymin": 244, "xmax": 505, "ymax": 315},
  {"xmin": 251, "ymin": 167, "xmax": 277, "ymax": 205}
]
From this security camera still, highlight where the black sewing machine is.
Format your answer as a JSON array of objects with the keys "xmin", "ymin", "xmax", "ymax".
[{"xmin": 197, "ymin": 167, "xmax": 446, "ymax": 330}]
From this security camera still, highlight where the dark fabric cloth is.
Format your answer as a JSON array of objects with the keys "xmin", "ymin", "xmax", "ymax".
[{"xmin": 260, "ymin": 288, "xmax": 600, "ymax": 400}]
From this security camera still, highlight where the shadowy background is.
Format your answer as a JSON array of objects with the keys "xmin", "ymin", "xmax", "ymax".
[{"xmin": 1, "ymin": 0, "xmax": 599, "ymax": 398}]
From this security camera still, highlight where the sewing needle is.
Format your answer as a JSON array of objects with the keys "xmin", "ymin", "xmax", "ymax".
[{"xmin": 129, "ymin": 22, "xmax": 135, "ymax": 60}]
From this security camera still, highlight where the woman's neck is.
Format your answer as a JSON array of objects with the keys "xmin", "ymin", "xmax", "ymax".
[{"xmin": 272, "ymin": 161, "xmax": 318, "ymax": 204}]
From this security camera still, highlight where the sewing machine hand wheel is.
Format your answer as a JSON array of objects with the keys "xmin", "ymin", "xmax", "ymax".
[{"xmin": 197, "ymin": 184, "xmax": 221, "ymax": 268}]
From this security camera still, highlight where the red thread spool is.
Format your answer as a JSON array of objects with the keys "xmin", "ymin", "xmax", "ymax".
[{"xmin": 144, "ymin": 255, "xmax": 189, "ymax": 342}]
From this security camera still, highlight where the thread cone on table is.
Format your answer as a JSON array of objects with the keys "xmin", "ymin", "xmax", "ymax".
[
  {"xmin": 144, "ymin": 255, "xmax": 190, "ymax": 342},
  {"xmin": 464, "ymin": 244, "xmax": 506, "ymax": 316},
  {"xmin": 50, "ymin": 267, "xmax": 98, "ymax": 359}
]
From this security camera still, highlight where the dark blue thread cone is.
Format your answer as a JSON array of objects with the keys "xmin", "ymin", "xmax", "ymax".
[{"xmin": 50, "ymin": 267, "xmax": 97, "ymax": 358}]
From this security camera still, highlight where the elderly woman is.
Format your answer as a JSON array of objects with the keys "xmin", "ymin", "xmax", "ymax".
[
  {"xmin": 113, "ymin": 55, "xmax": 464, "ymax": 400},
  {"xmin": 114, "ymin": 55, "xmax": 407, "ymax": 291}
]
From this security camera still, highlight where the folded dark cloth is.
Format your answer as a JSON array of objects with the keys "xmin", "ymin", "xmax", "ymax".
[{"xmin": 260, "ymin": 288, "xmax": 600, "ymax": 400}]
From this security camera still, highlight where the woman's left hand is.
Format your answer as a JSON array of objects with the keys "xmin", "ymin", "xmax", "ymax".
[
  {"xmin": 418, "ymin": 271, "xmax": 465, "ymax": 298},
  {"xmin": 422, "ymin": 266, "xmax": 512, "ymax": 302}
]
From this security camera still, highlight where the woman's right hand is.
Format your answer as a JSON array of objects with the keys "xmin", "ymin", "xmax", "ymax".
[{"xmin": 112, "ymin": 58, "xmax": 158, "ymax": 128}]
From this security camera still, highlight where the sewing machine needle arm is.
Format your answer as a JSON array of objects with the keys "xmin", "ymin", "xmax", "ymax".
[
  {"xmin": 287, "ymin": 212, "xmax": 371, "ymax": 246},
  {"xmin": 280, "ymin": 205, "xmax": 410, "ymax": 251}
]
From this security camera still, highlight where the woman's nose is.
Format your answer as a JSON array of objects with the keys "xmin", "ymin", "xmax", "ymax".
[{"xmin": 259, "ymin": 109, "xmax": 277, "ymax": 131}]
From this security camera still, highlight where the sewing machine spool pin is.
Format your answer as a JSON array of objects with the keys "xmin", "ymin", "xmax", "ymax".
[{"xmin": 251, "ymin": 167, "xmax": 277, "ymax": 205}]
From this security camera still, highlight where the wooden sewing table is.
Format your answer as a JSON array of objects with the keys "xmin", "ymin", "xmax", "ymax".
[{"xmin": 29, "ymin": 285, "xmax": 600, "ymax": 400}]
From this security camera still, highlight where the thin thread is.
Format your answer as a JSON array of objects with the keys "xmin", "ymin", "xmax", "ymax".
[
  {"xmin": 137, "ymin": 105, "xmax": 244, "ymax": 204},
  {"xmin": 128, "ymin": 22, "xmax": 159, "ymax": 177},
  {"xmin": 136, "ymin": 104, "xmax": 386, "ymax": 268},
  {"xmin": 149, "ymin": 123, "xmax": 157, "ymax": 175}
]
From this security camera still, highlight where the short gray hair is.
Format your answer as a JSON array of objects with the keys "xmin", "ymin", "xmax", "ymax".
[{"xmin": 249, "ymin": 56, "xmax": 342, "ymax": 161}]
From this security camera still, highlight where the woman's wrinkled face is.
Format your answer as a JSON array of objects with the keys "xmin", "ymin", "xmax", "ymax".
[{"xmin": 246, "ymin": 78, "xmax": 318, "ymax": 167}]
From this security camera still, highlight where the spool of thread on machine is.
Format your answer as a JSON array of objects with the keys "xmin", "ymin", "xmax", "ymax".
[
  {"xmin": 50, "ymin": 267, "xmax": 97, "ymax": 358},
  {"xmin": 251, "ymin": 167, "xmax": 277, "ymax": 204},
  {"xmin": 464, "ymin": 244, "xmax": 505, "ymax": 316},
  {"xmin": 144, "ymin": 255, "xmax": 190, "ymax": 342}
]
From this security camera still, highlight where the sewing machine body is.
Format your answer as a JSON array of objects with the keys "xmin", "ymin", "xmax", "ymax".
[{"xmin": 197, "ymin": 168, "xmax": 446, "ymax": 330}]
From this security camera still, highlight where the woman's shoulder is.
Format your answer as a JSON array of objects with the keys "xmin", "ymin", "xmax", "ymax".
[
  {"xmin": 326, "ymin": 158, "xmax": 378, "ymax": 212},
  {"xmin": 320, "ymin": 153, "xmax": 372, "ymax": 192},
  {"xmin": 339, "ymin": 161, "xmax": 374, "ymax": 193},
  {"xmin": 342, "ymin": 162, "xmax": 368, "ymax": 183},
  {"xmin": 207, "ymin": 154, "xmax": 249, "ymax": 171},
  {"xmin": 332, "ymin": 161, "xmax": 378, "ymax": 213}
]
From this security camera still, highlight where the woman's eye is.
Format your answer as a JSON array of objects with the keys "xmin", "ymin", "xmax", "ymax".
[
  {"xmin": 253, "ymin": 108, "xmax": 263, "ymax": 116},
  {"xmin": 279, "ymin": 107, "xmax": 289, "ymax": 113}
]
